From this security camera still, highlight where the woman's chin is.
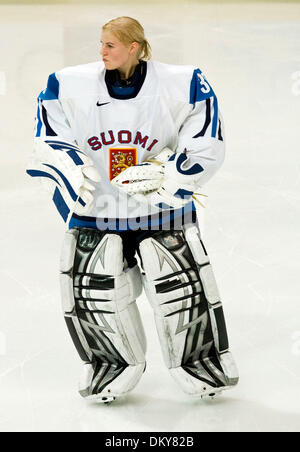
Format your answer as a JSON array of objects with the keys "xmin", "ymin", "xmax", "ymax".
[{"xmin": 103, "ymin": 61, "xmax": 115, "ymax": 70}]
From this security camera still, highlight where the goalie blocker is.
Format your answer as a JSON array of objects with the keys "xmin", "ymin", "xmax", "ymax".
[{"xmin": 60, "ymin": 223, "xmax": 238, "ymax": 401}]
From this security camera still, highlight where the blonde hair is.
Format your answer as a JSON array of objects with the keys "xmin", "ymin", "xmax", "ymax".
[{"xmin": 102, "ymin": 16, "xmax": 152, "ymax": 61}]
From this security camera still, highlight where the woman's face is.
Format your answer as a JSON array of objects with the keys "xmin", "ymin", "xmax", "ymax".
[{"xmin": 101, "ymin": 30, "xmax": 136, "ymax": 71}]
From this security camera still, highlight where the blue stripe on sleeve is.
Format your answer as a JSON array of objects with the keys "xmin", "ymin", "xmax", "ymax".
[
  {"xmin": 211, "ymin": 96, "xmax": 218, "ymax": 138},
  {"xmin": 35, "ymin": 101, "xmax": 42, "ymax": 137},
  {"xmin": 41, "ymin": 103, "xmax": 57, "ymax": 136},
  {"xmin": 192, "ymin": 98, "xmax": 211, "ymax": 139},
  {"xmin": 218, "ymin": 118, "xmax": 224, "ymax": 141}
]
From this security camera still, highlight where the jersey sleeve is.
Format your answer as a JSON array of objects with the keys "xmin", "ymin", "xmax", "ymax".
[
  {"xmin": 35, "ymin": 72, "xmax": 76, "ymax": 143},
  {"xmin": 176, "ymin": 69, "xmax": 225, "ymax": 186},
  {"xmin": 28, "ymin": 72, "xmax": 92, "ymax": 223}
]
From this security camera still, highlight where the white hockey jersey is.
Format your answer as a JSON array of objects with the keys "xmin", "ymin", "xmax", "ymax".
[{"xmin": 28, "ymin": 60, "xmax": 225, "ymax": 231}]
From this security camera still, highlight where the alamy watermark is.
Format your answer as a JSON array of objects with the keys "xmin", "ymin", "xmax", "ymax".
[{"xmin": 91, "ymin": 192, "xmax": 196, "ymax": 231}]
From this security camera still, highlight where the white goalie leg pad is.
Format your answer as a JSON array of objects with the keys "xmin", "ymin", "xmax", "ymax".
[
  {"xmin": 60, "ymin": 228, "xmax": 146, "ymax": 399},
  {"xmin": 140, "ymin": 232, "xmax": 203, "ymax": 370},
  {"xmin": 183, "ymin": 223, "xmax": 219, "ymax": 304},
  {"xmin": 60, "ymin": 229, "xmax": 94, "ymax": 363},
  {"xmin": 183, "ymin": 223, "xmax": 239, "ymax": 383},
  {"xmin": 139, "ymin": 228, "xmax": 238, "ymax": 397}
]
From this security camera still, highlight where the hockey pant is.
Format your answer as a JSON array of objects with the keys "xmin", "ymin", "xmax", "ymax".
[
  {"xmin": 60, "ymin": 228, "xmax": 146, "ymax": 399},
  {"xmin": 139, "ymin": 223, "xmax": 239, "ymax": 396}
]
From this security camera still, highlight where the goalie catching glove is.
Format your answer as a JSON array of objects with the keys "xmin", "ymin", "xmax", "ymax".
[
  {"xmin": 111, "ymin": 148, "xmax": 173, "ymax": 196},
  {"xmin": 26, "ymin": 138, "xmax": 101, "ymax": 222},
  {"xmin": 111, "ymin": 148, "xmax": 204, "ymax": 209}
]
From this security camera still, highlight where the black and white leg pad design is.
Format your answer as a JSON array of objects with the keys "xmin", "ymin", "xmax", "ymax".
[
  {"xmin": 60, "ymin": 228, "xmax": 146, "ymax": 399},
  {"xmin": 139, "ymin": 224, "xmax": 238, "ymax": 397}
]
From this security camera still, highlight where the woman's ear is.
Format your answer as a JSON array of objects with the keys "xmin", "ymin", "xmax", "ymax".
[{"xmin": 130, "ymin": 42, "xmax": 139, "ymax": 55}]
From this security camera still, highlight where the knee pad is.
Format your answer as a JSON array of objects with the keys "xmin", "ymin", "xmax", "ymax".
[
  {"xmin": 60, "ymin": 228, "xmax": 146, "ymax": 399},
  {"xmin": 139, "ymin": 224, "xmax": 238, "ymax": 397}
]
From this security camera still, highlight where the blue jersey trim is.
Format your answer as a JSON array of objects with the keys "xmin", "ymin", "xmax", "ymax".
[
  {"xmin": 211, "ymin": 96, "xmax": 218, "ymax": 138},
  {"xmin": 175, "ymin": 153, "xmax": 203, "ymax": 176},
  {"xmin": 36, "ymin": 101, "xmax": 42, "ymax": 137},
  {"xmin": 105, "ymin": 60, "xmax": 147, "ymax": 100},
  {"xmin": 190, "ymin": 70, "xmax": 220, "ymax": 140},
  {"xmin": 192, "ymin": 98, "xmax": 211, "ymax": 139},
  {"xmin": 39, "ymin": 73, "xmax": 59, "ymax": 101},
  {"xmin": 218, "ymin": 118, "xmax": 224, "ymax": 141},
  {"xmin": 190, "ymin": 69, "xmax": 214, "ymax": 104},
  {"xmin": 41, "ymin": 103, "xmax": 57, "ymax": 136}
]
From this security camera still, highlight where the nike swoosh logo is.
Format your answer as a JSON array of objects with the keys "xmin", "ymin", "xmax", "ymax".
[{"xmin": 97, "ymin": 101, "xmax": 110, "ymax": 107}]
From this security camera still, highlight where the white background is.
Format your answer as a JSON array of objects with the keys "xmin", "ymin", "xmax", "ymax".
[{"xmin": 0, "ymin": 0, "xmax": 300, "ymax": 432}]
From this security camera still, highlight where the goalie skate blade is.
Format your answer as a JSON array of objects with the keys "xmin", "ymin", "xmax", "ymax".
[
  {"xmin": 199, "ymin": 384, "xmax": 234, "ymax": 401},
  {"xmin": 96, "ymin": 396, "xmax": 116, "ymax": 405},
  {"xmin": 201, "ymin": 391, "xmax": 222, "ymax": 401},
  {"xmin": 85, "ymin": 393, "xmax": 116, "ymax": 404},
  {"xmin": 185, "ymin": 383, "xmax": 234, "ymax": 401}
]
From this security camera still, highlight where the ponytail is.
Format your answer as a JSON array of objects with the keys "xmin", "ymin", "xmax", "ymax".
[{"xmin": 138, "ymin": 38, "xmax": 151, "ymax": 60}]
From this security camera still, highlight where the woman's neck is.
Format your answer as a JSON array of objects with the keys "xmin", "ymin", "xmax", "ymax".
[{"xmin": 118, "ymin": 60, "xmax": 139, "ymax": 80}]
